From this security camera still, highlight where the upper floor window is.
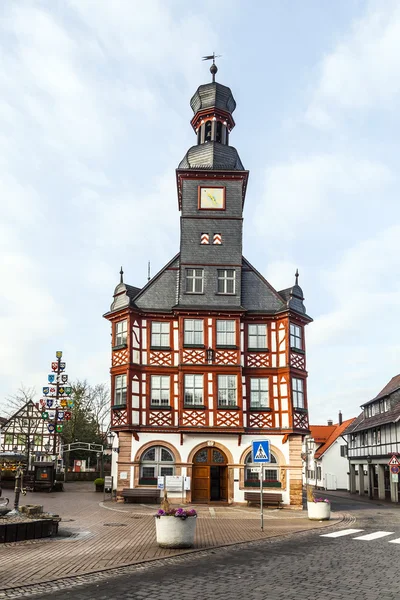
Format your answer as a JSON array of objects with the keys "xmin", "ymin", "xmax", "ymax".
[
  {"xmin": 340, "ymin": 445, "xmax": 347, "ymax": 457},
  {"xmin": 184, "ymin": 319, "xmax": 204, "ymax": 346},
  {"xmin": 292, "ymin": 377, "xmax": 304, "ymax": 409},
  {"xmin": 186, "ymin": 268, "xmax": 204, "ymax": 294},
  {"xmin": 218, "ymin": 375, "xmax": 237, "ymax": 407},
  {"xmin": 290, "ymin": 323, "xmax": 302, "ymax": 350},
  {"xmin": 248, "ymin": 324, "xmax": 267, "ymax": 349},
  {"xmin": 217, "ymin": 269, "xmax": 235, "ymax": 294},
  {"xmin": 184, "ymin": 374, "xmax": 204, "ymax": 406},
  {"xmin": 115, "ymin": 320, "xmax": 127, "ymax": 346},
  {"xmin": 216, "ymin": 320, "xmax": 235, "ymax": 346},
  {"xmin": 151, "ymin": 376, "xmax": 170, "ymax": 407},
  {"xmin": 151, "ymin": 322, "xmax": 170, "ymax": 348},
  {"xmin": 250, "ymin": 378, "xmax": 269, "ymax": 408},
  {"xmin": 114, "ymin": 374, "xmax": 127, "ymax": 406}
]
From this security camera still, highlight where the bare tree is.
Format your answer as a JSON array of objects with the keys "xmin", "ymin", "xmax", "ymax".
[
  {"xmin": 4, "ymin": 385, "xmax": 37, "ymax": 416},
  {"xmin": 69, "ymin": 380, "xmax": 110, "ymax": 439}
]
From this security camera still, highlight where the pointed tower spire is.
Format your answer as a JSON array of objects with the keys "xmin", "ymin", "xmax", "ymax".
[
  {"xmin": 295, "ymin": 269, "xmax": 299, "ymax": 285},
  {"xmin": 120, "ymin": 266, "xmax": 124, "ymax": 284}
]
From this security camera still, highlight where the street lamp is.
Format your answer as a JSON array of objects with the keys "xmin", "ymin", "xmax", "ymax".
[{"xmin": 107, "ymin": 431, "xmax": 120, "ymax": 453}]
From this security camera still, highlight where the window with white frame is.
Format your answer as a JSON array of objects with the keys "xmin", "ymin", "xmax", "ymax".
[
  {"xmin": 150, "ymin": 376, "xmax": 170, "ymax": 407},
  {"xmin": 186, "ymin": 268, "xmax": 204, "ymax": 293},
  {"xmin": 140, "ymin": 446, "xmax": 175, "ymax": 482},
  {"xmin": 292, "ymin": 377, "xmax": 304, "ymax": 408},
  {"xmin": 248, "ymin": 324, "xmax": 267, "ymax": 349},
  {"xmin": 244, "ymin": 451, "xmax": 279, "ymax": 486},
  {"xmin": 184, "ymin": 319, "xmax": 204, "ymax": 345},
  {"xmin": 217, "ymin": 269, "xmax": 235, "ymax": 294},
  {"xmin": 151, "ymin": 321, "xmax": 170, "ymax": 347},
  {"xmin": 218, "ymin": 375, "xmax": 237, "ymax": 407},
  {"xmin": 115, "ymin": 320, "xmax": 127, "ymax": 346},
  {"xmin": 184, "ymin": 374, "xmax": 204, "ymax": 406},
  {"xmin": 216, "ymin": 320, "xmax": 236, "ymax": 346},
  {"xmin": 250, "ymin": 378, "xmax": 269, "ymax": 408},
  {"xmin": 114, "ymin": 374, "xmax": 127, "ymax": 405},
  {"xmin": 289, "ymin": 323, "xmax": 302, "ymax": 350}
]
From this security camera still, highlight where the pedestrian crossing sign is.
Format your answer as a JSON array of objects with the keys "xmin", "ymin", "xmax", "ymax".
[
  {"xmin": 252, "ymin": 440, "xmax": 270, "ymax": 463},
  {"xmin": 388, "ymin": 455, "xmax": 400, "ymax": 466}
]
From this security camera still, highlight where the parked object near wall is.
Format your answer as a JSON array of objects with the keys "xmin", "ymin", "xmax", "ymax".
[
  {"xmin": 307, "ymin": 498, "xmax": 331, "ymax": 520},
  {"xmin": 155, "ymin": 508, "xmax": 197, "ymax": 548}
]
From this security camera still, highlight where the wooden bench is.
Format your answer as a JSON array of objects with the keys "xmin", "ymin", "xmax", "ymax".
[
  {"xmin": 121, "ymin": 488, "xmax": 161, "ymax": 504},
  {"xmin": 244, "ymin": 491, "xmax": 283, "ymax": 508}
]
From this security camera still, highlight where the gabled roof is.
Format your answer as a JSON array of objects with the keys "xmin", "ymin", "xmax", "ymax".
[
  {"xmin": 309, "ymin": 425, "xmax": 336, "ymax": 444},
  {"xmin": 312, "ymin": 418, "xmax": 356, "ymax": 459},
  {"xmin": 344, "ymin": 374, "xmax": 400, "ymax": 434},
  {"xmin": 362, "ymin": 374, "xmax": 400, "ymax": 406}
]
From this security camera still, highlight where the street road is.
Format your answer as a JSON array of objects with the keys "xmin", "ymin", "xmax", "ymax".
[{"xmin": 26, "ymin": 494, "xmax": 400, "ymax": 600}]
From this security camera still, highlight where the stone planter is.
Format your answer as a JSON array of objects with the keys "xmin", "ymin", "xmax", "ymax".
[
  {"xmin": 307, "ymin": 501, "xmax": 331, "ymax": 520},
  {"xmin": 155, "ymin": 516, "xmax": 197, "ymax": 548}
]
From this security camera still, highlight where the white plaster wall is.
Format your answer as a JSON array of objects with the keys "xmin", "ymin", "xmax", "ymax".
[
  {"xmin": 322, "ymin": 441, "xmax": 349, "ymax": 490},
  {"xmin": 128, "ymin": 432, "xmax": 291, "ymax": 504}
]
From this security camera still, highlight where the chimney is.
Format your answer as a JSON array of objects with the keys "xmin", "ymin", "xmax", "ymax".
[
  {"xmin": 338, "ymin": 411, "xmax": 343, "ymax": 425},
  {"xmin": 327, "ymin": 419, "xmax": 333, "ymax": 426}
]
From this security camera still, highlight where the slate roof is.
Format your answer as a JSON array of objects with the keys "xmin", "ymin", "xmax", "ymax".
[
  {"xmin": 312, "ymin": 418, "xmax": 355, "ymax": 459},
  {"xmin": 190, "ymin": 82, "xmax": 236, "ymax": 115},
  {"xmin": 343, "ymin": 375, "xmax": 400, "ymax": 435},
  {"xmin": 278, "ymin": 284, "xmax": 307, "ymax": 315},
  {"xmin": 362, "ymin": 374, "xmax": 400, "ymax": 406},
  {"xmin": 107, "ymin": 254, "xmax": 310, "ymax": 318},
  {"xmin": 178, "ymin": 142, "xmax": 244, "ymax": 171}
]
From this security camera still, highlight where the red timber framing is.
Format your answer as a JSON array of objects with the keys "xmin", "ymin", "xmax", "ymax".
[{"xmin": 104, "ymin": 306, "xmax": 311, "ymax": 438}]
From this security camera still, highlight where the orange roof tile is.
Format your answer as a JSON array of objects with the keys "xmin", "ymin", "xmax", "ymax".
[{"xmin": 313, "ymin": 418, "xmax": 356, "ymax": 458}]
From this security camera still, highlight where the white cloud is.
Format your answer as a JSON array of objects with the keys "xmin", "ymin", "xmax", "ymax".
[
  {"xmin": 254, "ymin": 154, "xmax": 393, "ymax": 245},
  {"xmin": 306, "ymin": 2, "xmax": 400, "ymax": 126}
]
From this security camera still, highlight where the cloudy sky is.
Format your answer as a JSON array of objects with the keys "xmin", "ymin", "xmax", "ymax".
[{"xmin": 1, "ymin": 0, "xmax": 399, "ymax": 424}]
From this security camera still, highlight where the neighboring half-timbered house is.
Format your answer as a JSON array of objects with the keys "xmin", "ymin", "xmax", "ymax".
[
  {"xmin": 345, "ymin": 374, "xmax": 400, "ymax": 503},
  {"xmin": 104, "ymin": 66, "xmax": 312, "ymax": 506},
  {"xmin": 0, "ymin": 401, "xmax": 55, "ymax": 469}
]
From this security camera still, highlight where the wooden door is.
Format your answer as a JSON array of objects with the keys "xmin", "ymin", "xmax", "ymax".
[
  {"xmin": 220, "ymin": 466, "xmax": 228, "ymax": 501},
  {"xmin": 192, "ymin": 465, "xmax": 209, "ymax": 502}
]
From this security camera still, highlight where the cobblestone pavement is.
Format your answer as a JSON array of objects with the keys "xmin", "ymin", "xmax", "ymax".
[
  {"xmin": 0, "ymin": 483, "xmax": 341, "ymax": 596},
  {"xmin": 20, "ymin": 495, "xmax": 400, "ymax": 600}
]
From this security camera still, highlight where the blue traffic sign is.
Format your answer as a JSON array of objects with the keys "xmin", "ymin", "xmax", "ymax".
[{"xmin": 252, "ymin": 440, "xmax": 271, "ymax": 463}]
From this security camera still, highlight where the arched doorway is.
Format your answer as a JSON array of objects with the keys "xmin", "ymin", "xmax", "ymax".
[{"xmin": 192, "ymin": 447, "xmax": 228, "ymax": 502}]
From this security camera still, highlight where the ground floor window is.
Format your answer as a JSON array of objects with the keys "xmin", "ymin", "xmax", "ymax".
[
  {"xmin": 139, "ymin": 446, "xmax": 175, "ymax": 485},
  {"xmin": 244, "ymin": 451, "xmax": 280, "ymax": 487}
]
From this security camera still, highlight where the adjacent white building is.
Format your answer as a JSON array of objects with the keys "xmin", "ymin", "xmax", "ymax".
[{"xmin": 303, "ymin": 414, "xmax": 355, "ymax": 491}]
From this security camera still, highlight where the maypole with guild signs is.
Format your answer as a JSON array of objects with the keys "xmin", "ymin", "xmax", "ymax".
[{"xmin": 39, "ymin": 351, "xmax": 73, "ymax": 465}]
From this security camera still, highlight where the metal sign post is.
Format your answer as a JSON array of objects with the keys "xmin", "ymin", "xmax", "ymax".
[
  {"xmin": 252, "ymin": 440, "xmax": 271, "ymax": 531},
  {"xmin": 260, "ymin": 465, "xmax": 264, "ymax": 531}
]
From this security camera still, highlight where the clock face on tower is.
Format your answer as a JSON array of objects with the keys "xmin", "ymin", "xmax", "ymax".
[{"xmin": 199, "ymin": 186, "xmax": 225, "ymax": 210}]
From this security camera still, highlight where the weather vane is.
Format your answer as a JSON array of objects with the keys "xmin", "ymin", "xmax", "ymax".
[{"xmin": 202, "ymin": 52, "xmax": 221, "ymax": 82}]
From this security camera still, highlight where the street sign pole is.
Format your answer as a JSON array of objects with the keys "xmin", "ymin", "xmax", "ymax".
[
  {"xmin": 252, "ymin": 440, "xmax": 270, "ymax": 532},
  {"xmin": 260, "ymin": 465, "xmax": 264, "ymax": 531}
]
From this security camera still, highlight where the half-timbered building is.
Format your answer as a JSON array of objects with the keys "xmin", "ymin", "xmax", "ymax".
[
  {"xmin": 0, "ymin": 401, "xmax": 56, "ymax": 469},
  {"xmin": 104, "ymin": 65, "xmax": 312, "ymax": 506},
  {"xmin": 345, "ymin": 374, "xmax": 400, "ymax": 503}
]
